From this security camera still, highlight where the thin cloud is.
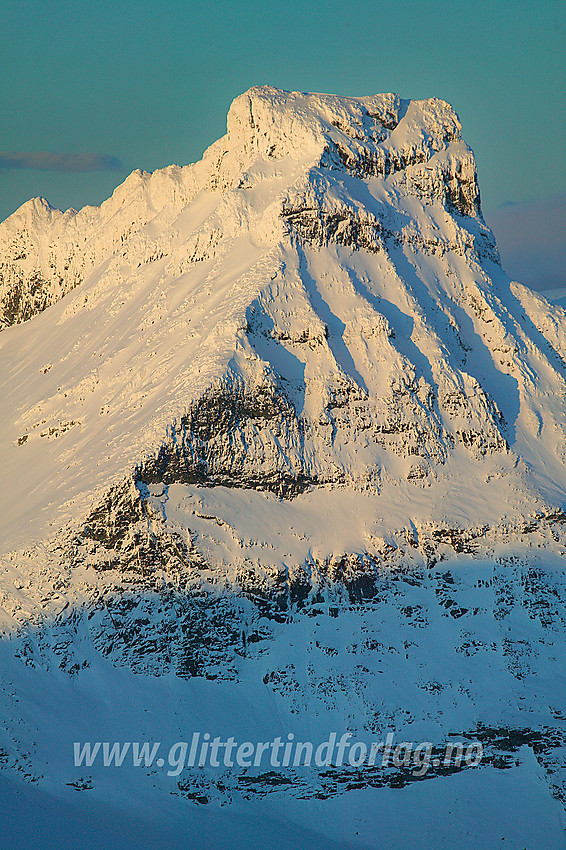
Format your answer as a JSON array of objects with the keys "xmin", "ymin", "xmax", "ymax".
[
  {"xmin": 486, "ymin": 194, "xmax": 566, "ymax": 291},
  {"xmin": 0, "ymin": 152, "xmax": 124, "ymax": 173}
]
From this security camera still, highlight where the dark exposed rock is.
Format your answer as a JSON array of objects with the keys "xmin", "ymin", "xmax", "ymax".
[
  {"xmin": 282, "ymin": 207, "xmax": 383, "ymax": 252},
  {"xmin": 0, "ymin": 270, "xmax": 55, "ymax": 328},
  {"xmin": 135, "ymin": 381, "xmax": 319, "ymax": 498}
]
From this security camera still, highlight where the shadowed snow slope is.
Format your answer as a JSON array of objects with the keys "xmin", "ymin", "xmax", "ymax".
[{"xmin": 0, "ymin": 87, "xmax": 565, "ymax": 846}]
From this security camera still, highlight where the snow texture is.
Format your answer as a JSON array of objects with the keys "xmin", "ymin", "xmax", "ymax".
[{"xmin": 0, "ymin": 86, "xmax": 565, "ymax": 846}]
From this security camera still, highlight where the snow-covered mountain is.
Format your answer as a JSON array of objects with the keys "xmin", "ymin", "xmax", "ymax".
[{"xmin": 1, "ymin": 87, "xmax": 565, "ymax": 847}]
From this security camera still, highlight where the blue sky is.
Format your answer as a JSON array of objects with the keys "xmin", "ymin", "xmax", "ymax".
[{"xmin": 1, "ymin": 0, "xmax": 564, "ymax": 283}]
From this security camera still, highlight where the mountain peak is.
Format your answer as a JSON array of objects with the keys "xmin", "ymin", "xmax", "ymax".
[
  {"xmin": 0, "ymin": 86, "xmax": 482, "ymax": 336},
  {"xmin": 210, "ymin": 86, "xmax": 469, "ymax": 198},
  {"xmin": 0, "ymin": 82, "xmax": 563, "ymax": 559},
  {"xmin": 225, "ymin": 85, "xmax": 461, "ymax": 153},
  {"xmin": 2, "ymin": 87, "xmax": 566, "ymax": 841}
]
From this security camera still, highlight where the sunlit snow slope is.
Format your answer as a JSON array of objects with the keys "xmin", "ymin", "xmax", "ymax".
[{"xmin": 0, "ymin": 87, "xmax": 565, "ymax": 847}]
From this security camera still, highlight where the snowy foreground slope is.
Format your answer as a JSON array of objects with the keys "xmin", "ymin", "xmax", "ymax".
[{"xmin": 0, "ymin": 87, "xmax": 565, "ymax": 847}]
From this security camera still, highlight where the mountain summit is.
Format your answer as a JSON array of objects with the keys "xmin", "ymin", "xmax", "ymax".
[
  {"xmin": 0, "ymin": 88, "xmax": 565, "ymax": 842},
  {"xmin": 0, "ymin": 86, "xmax": 481, "ymax": 329},
  {"xmin": 1, "ymin": 85, "xmax": 565, "ymax": 554}
]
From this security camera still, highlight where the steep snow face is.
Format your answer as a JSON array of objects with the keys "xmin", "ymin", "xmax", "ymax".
[
  {"xmin": 1, "ymin": 87, "xmax": 566, "ymax": 840},
  {"xmin": 1, "ymin": 86, "xmax": 566, "ymax": 559}
]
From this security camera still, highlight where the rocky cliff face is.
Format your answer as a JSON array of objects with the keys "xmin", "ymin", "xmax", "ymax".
[{"xmin": 1, "ymin": 87, "xmax": 565, "ymax": 843}]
